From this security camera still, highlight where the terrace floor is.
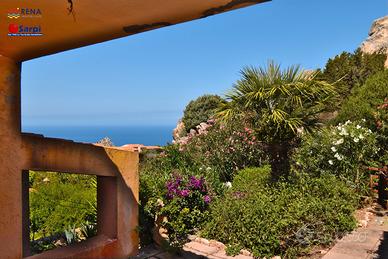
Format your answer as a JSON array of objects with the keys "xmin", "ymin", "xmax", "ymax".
[{"xmin": 323, "ymin": 205, "xmax": 388, "ymax": 259}]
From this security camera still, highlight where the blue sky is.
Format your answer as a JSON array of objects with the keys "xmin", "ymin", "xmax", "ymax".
[{"xmin": 22, "ymin": 0, "xmax": 388, "ymax": 127}]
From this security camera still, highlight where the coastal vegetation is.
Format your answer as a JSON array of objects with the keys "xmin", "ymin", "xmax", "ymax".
[
  {"xmin": 29, "ymin": 48, "xmax": 387, "ymax": 257},
  {"xmin": 139, "ymin": 48, "xmax": 387, "ymax": 257}
]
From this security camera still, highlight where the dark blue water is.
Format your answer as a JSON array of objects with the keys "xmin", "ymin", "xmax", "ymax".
[{"xmin": 22, "ymin": 125, "xmax": 174, "ymax": 146}]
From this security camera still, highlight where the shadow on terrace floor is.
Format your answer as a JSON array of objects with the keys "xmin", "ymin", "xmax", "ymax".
[
  {"xmin": 374, "ymin": 231, "xmax": 388, "ymax": 259},
  {"xmin": 131, "ymin": 244, "xmax": 206, "ymax": 259}
]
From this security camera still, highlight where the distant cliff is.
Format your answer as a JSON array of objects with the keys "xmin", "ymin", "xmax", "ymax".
[{"xmin": 360, "ymin": 16, "xmax": 388, "ymax": 67}]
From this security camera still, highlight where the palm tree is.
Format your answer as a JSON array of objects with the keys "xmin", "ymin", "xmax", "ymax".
[{"xmin": 218, "ymin": 61, "xmax": 336, "ymax": 181}]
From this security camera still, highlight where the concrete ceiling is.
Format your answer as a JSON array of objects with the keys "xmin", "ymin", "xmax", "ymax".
[{"xmin": 0, "ymin": 0, "xmax": 269, "ymax": 61}]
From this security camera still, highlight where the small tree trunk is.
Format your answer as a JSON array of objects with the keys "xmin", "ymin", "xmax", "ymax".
[{"xmin": 267, "ymin": 143, "xmax": 291, "ymax": 181}]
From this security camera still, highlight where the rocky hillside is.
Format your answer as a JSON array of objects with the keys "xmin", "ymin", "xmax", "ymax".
[{"xmin": 360, "ymin": 15, "xmax": 388, "ymax": 67}]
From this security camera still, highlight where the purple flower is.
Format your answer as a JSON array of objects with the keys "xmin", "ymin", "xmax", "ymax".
[
  {"xmin": 179, "ymin": 189, "xmax": 190, "ymax": 197},
  {"xmin": 189, "ymin": 176, "xmax": 205, "ymax": 190},
  {"xmin": 203, "ymin": 195, "xmax": 211, "ymax": 204},
  {"xmin": 166, "ymin": 178, "xmax": 181, "ymax": 199}
]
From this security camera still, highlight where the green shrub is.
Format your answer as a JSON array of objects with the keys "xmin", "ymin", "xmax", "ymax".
[
  {"xmin": 375, "ymin": 99, "xmax": 388, "ymax": 164},
  {"xmin": 334, "ymin": 70, "xmax": 388, "ymax": 127},
  {"xmin": 202, "ymin": 166, "xmax": 358, "ymax": 258},
  {"xmin": 182, "ymin": 95, "xmax": 223, "ymax": 132},
  {"xmin": 293, "ymin": 121, "xmax": 378, "ymax": 193},
  {"xmin": 29, "ymin": 172, "xmax": 96, "ymax": 240},
  {"xmin": 320, "ymin": 49, "xmax": 386, "ymax": 104}
]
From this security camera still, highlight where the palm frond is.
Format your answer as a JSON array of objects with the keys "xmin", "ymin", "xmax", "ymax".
[{"xmin": 218, "ymin": 60, "xmax": 336, "ymax": 141}]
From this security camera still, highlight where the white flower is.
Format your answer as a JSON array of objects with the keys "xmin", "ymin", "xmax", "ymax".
[
  {"xmin": 331, "ymin": 146, "xmax": 337, "ymax": 152},
  {"xmin": 329, "ymin": 160, "xmax": 333, "ymax": 165},
  {"xmin": 354, "ymin": 138, "xmax": 359, "ymax": 143},
  {"xmin": 345, "ymin": 120, "xmax": 351, "ymax": 125},
  {"xmin": 359, "ymin": 134, "xmax": 364, "ymax": 139},
  {"xmin": 157, "ymin": 199, "xmax": 165, "ymax": 207},
  {"xmin": 224, "ymin": 182, "xmax": 232, "ymax": 188},
  {"xmin": 356, "ymin": 125, "xmax": 361, "ymax": 129},
  {"xmin": 362, "ymin": 119, "xmax": 366, "ymax": 122},
  {"xmin": 339, "ymin": 128, "xmax": 348, "ymax": 136},
  {"xmin": 206, "ymin": 167, "xmax": 212, "ymax": 171}
]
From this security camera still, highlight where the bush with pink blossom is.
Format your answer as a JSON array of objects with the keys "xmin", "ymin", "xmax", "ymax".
[{"xmin": 183, "ymin": 121, "xmax": 267, "ymax": 181}]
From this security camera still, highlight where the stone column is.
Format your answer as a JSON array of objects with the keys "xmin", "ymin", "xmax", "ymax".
[{"xmin": 0, "ymin": 54, "xmax": 24, "ymax": 258}]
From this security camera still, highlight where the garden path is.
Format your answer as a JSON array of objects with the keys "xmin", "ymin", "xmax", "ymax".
[{"xmin": 323, "ymin": 205, "xmax": 388, "ymax": 259}]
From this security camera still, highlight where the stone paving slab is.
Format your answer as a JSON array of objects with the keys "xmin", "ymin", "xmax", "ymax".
[
  {"xmin": 323, "ymin": 207, "xmax": 388, "ymax": 259},
  {"xmin": 132, "ymin": 241, "xmax": 254, "ymax": 259},
  {"xmin": 184, "ymin": 241, "xmax": 220, "ymax": 256}
]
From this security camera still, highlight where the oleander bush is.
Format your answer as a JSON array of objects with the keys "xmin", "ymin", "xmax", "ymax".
[
  {"xmin": 202, "ymin": 166, "xmax": 358, "ymax": 258},
  {"xmin": 182, "ymin": 94, "xmax": 223, "ymax": 132},
  {"xmin": 293, "ymin": 121, "xmax": 378, "ymax": 194},
  {"xmin": 183, "ymin": 121, "xmax": 267, "ymax": 182}
]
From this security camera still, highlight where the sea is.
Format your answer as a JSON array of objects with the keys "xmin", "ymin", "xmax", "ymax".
[{"xmin": 22, "ymin": 125, "xmax": 174, "ymax": 147}]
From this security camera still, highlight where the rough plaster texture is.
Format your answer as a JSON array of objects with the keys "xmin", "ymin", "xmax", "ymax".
[
  {"xmin": 0, "ymin": 55, "xmax": 140, "ymax": 259},
  {"xmin": 0, "ymin": 0, "xmax": 269, "ymax": 61}
]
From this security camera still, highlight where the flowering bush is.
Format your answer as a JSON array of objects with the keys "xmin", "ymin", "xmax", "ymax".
[
  {"xmin": 183, "ymin": 121, "xmax": 266, "ymax": 181},
  {"xmin": 156, "ymin": 174, "xmax": 211, "ymax": 247},
  {"xmin": 139, "ymin": 143, "xmax": 229, "ymax": 246},
  {"xmin": 293, "ymin": 121, "xmax": 378, "ymax": 189}
]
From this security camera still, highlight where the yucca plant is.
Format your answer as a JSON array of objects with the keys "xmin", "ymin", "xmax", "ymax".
[{"xmin": 218, "ymin": 61, "xmax": 336, "ymax": 180}]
